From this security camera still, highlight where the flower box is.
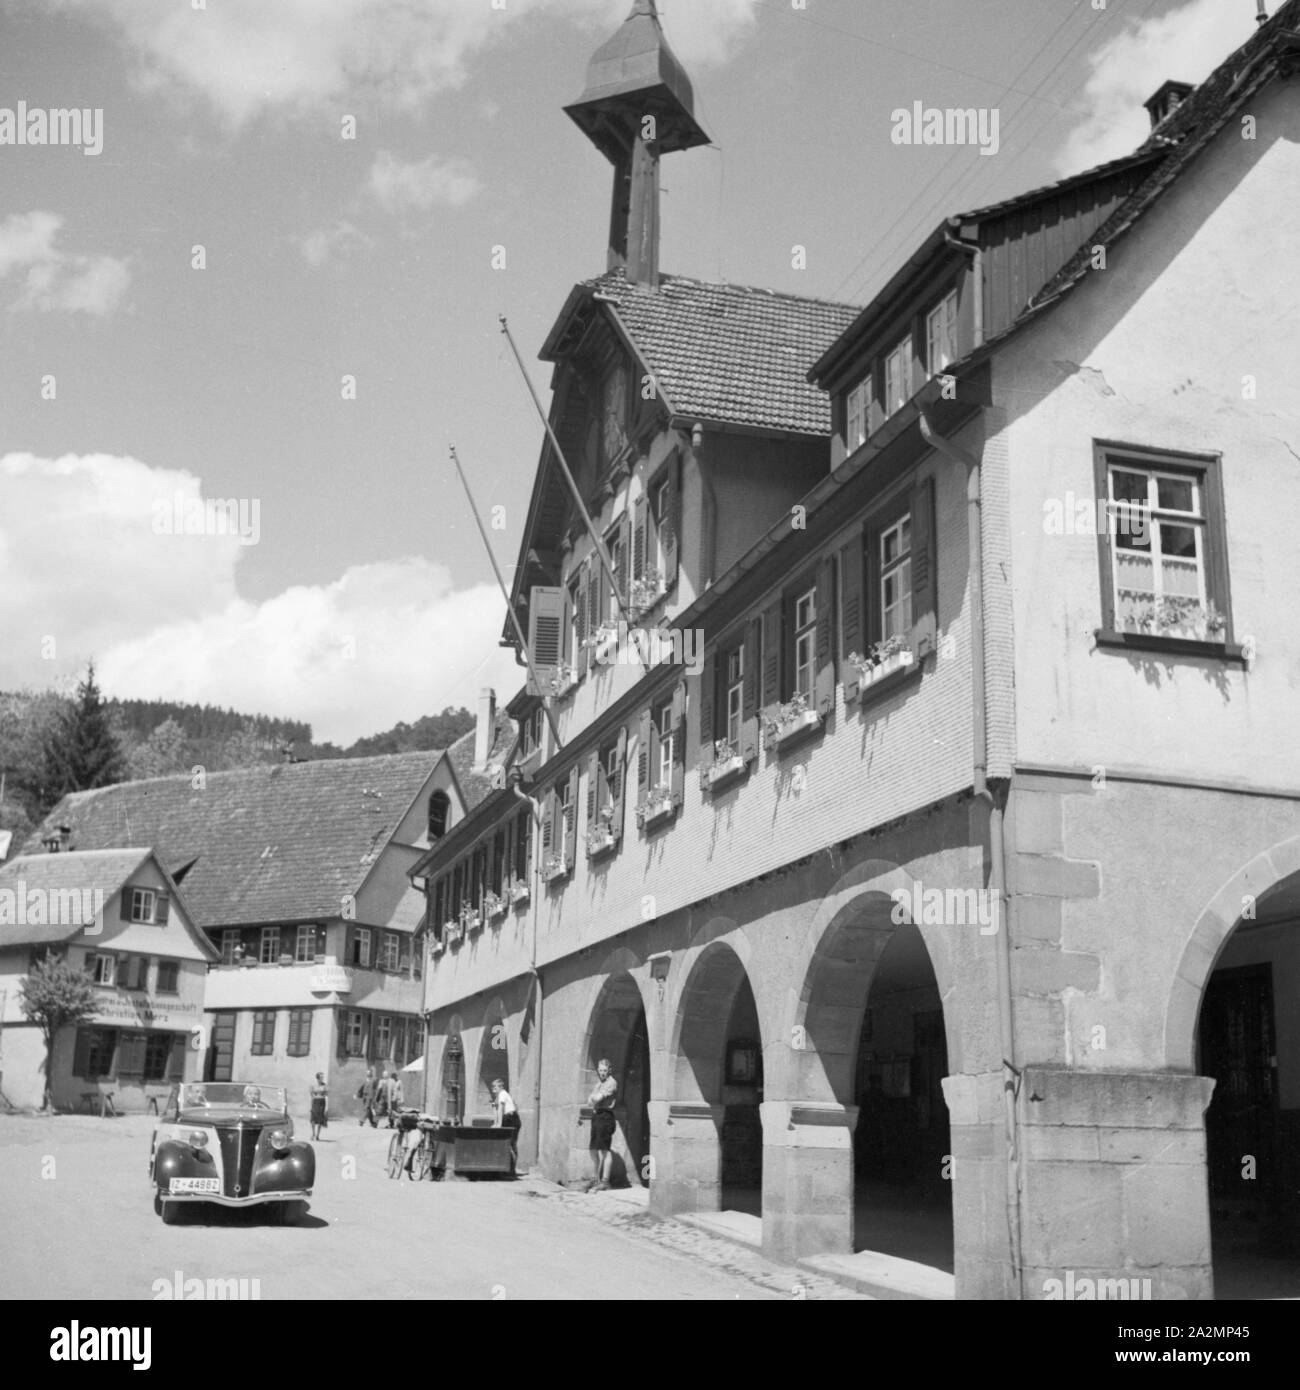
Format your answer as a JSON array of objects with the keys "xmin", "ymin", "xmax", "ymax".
[
  {"xmin": 484, "ymin": 893, "xmax": 507, "ymax": 922},
  {"xmin": 463, "ymin": 911, "xmax": 482, "ymax": 935},
  {"xmin": 509, "ymin": 881, "xmax": 530, "ymax": 908},
  {"xmin": 703, "ymin": 742, "xmax": 747, "ymax": 792},
  {"xmin": 445, "ymin": 921, "xmax": 463, "ymax": 944},
  {"xmin": 542, "ymin": 857, "xmax": 568, "ymax": 885},
  {"xmin": 762, "ymin": 694, "xmax": 822, "ymax": 750},
  {"xmin": 1119, "ymin": 596, "xmax": 1227, "ymax": 644},
  {"xmin": 629, "ymin": 570, "xmax": 665, "ymax": 617},
  {"xmin": 847, "ymin": 644, "xmax": 915, "ymax": 698},
  {"xmin": 638, "ymin": 788, "xmax": 675, "ymax": 828},
  {"xmin": 548, "ymin": 665, "xmax": 578, "ymax": 699},
  {"xmin": 586, "ymin": 826, "xmax": 617, "ymax": 859}
]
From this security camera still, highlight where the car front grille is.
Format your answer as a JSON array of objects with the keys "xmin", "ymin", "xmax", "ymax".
[{"xmin": 217, "ymin": 1125, "xmax": 260, "ymax": 1197}]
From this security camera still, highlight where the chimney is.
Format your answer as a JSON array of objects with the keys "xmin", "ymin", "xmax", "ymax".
[
  {"xmin": 475, "ymin": 688, "xmax": 496, "ymax": 771},
  {"xmin": 1143, "ymin": 79, "xmax": 1195, "ymax": 130},
  {"xmin": 1257, "ymin": 2, "xmax": 1269, "ymax": 26},
  {"xmin": 43, "ymin": 824, "xmax": 71, "ymax": 854}
]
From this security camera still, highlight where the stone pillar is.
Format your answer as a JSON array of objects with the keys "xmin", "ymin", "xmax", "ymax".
[
  {"xmin": 649, "ymin": 1101, "xmax": 723, "ymax": 1217},
  {"xmin": 1018, "ymin": 1068, "xmax": 1215, "ymax": 1300},
  {"xmin": 944, "ymin": 1072, "xmax": 1020, "ymax": 1299},
  {"xmin": 760, "ymin": 1100, "xmax": 856, "ymax": 1263}
]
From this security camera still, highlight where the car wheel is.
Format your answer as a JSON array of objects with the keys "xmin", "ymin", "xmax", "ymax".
[{"xmin": 385, "ymin": 1134, "xmax": 403, "ymax": 1179}]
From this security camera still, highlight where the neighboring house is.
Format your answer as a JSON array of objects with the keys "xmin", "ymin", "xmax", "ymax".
[
  {"xmin": 26, "ymin": 711, "xmax": 513, "ymax": 1114},
  {"xmin": 415, "ymin": 0, "xmax": 1300, "ymax": 1299},
  {"xmin": 0, "ymin": 849, "xmax": 216, "ymax": 1112}
]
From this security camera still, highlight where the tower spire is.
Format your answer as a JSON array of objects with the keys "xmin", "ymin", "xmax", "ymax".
[{"xmin": 565, "ymin": 0, "xmax": 710, "ymax": 288}]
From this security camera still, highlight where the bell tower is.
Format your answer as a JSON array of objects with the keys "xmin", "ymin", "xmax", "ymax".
[{"xmin": 564, "ymin": 0, "xmax": 710, "ymax": 288}]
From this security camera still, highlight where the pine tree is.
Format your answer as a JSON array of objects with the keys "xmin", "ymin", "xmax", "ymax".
[{"xmin": 39, "ymin": 662, "xmax": 125, "ymax": 806}]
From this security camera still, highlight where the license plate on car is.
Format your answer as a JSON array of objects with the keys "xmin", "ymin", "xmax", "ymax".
[{"xmin": 170, "ymin": 1178, "xmax": 220, "ymax": 1194}]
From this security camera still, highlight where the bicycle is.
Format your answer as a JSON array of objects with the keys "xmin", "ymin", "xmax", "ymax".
[{"xmin": 386, "ymin": 1109, "xmax": 440, "ymax": 1180}]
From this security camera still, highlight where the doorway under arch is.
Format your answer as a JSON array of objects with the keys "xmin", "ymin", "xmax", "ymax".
[{"xmin": 583, "ymin": 973, "xmax": 651, "ymax": 1187}]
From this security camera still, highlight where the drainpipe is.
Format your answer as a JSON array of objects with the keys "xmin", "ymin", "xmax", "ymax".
[
  {"xmin": 512, "ymin": 779, "xmax": 544, "ymax": 1168},
  {"xmin": 918, "ymin": 402, "xmax": 1024, "ymax": 1299},
  {"xmin": 692, "ymin": 422, "xmax": 717, "ymax": 589}
]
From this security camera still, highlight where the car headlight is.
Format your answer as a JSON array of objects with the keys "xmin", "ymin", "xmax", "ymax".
[
  {"xmin": 188, "ymin": 1130, "xmax": 209, "ymax": 1149},
  {"xmin": 268, "ymin": 1129, "xmax": 289, "ymax": 1152}
]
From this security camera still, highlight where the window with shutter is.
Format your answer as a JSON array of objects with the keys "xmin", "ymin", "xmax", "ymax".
[
  {"xmin": 741, "ymin": 619, "xmax": 760, "ymax": 761},
  {"xmin": 815, "ymin": 555, "xmax": 837, "ymax": 716},
  {"xmin": 761, "ymin": 603, "xmax": 782, "ymax": 715},
  {"xmin": 632, "ymin": 496, "xmax": 648, "ymax": 584},
  {"xmin": 657, "ymin": 454, "xmax": 681, "ymax": 589},
  {"xmin": 635, "ymin": 707, "xmax": 652, "ymax": 822},
  {"xmin": 586, "ymin": 749, "xmax": 600, "ymax": 840},
  {"xmin": 910, "ymin": 476, "xmax": 937, "ymax": 657},
  {"xmin": 697, "ymin": 649, "xmax": 716, "ymax": 770},
  {"xmin": 155, "ymin": 894, "xmax": 170, "ymax": 924},
  {"xmin": 611, "ymin": 726, "xmax": 627, "ymax": 841},
  {"xmin": 588, "ymin": 556, "xmax": 603, "ymax": 636},
  {"xmin": 118, "ymin": 1031, "xmax": 147, "ymax": 1076},
  {"xmin": 527, "ymin": 585, "xmax": 564, "ymax": 694},
  {"xmin": 564, "ymin": 764, "xmax": 580, "ymax": 873},
  {"xmin": 573, "ymin": 565, "xmax": 589, "ymax": 677},
  {"xmin": 670, "ymin": 681, "xmax": 686, "ymax": 808},
  {"xmin": 840, "ymin": 530, "xmax": 866, "ymax": 700}
]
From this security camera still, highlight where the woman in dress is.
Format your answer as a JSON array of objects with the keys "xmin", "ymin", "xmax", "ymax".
[{"xmin": 310, "ymin": 1072, "xmax": 328, "ymax": 1140}]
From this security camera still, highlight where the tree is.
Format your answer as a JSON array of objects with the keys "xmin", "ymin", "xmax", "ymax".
[
  {"xmin": 127, "ymin": 718, "xmax": 190, "ymax": 780},
  {"xmin": 19, "ymin": 955, "xmax": 100, "ymax": 1112},
  {"xmin": 37, "ymin": 662, "xmax": 125, "ymax": 807}
]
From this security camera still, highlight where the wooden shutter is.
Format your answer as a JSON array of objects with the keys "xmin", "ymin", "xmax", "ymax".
[
  {"xmin": 633, "ymin": 496, "xmax": 649, "ymax": 583},
  {"xmin": 840, "ymin": 530, "xmax": 866, "ymax": 701},
  {"xmin": 565, "ymin": 764, "xmax": 580, "ymax": 873},
  {"xmin": 742, "ymin": 618, "xmax": 761, "ymax": 761},
  {"xmin": 336, "ymin": 1010, "xmax": 349, "ymax": 1060},
  {"xmin": 815, "ymin": 555, "xmax": 837, "ymax": 716},
  {"xmin": 617, "ymin": 513, "xmax": 632, "ymax": 604},
  {"xmin": 586, "ymin": 749, "xmax": 600, "ymax": 834},
  {"xmin": 527, "ymin": 585, "xmax": 564, "ymax": 693},
  {"xmin": 636, "ymin": 707, "xmax": 652, "ymax": 821},
  {"xmin": 575, "ymin": 563, "xmax": 590, "ymax": 677},
  {"xmin": 119, "ymin": 1031, "xmax": 146, "ymax": 1076},
  {"xmin": 911, "ymin": 476, "xmax": 938, "ymax": 657},
  {"xmin": 761, "ymin": 601, "xmax": 783, "ymax": 714},
  {"xmin": 166, "ymin": 1034, "xmax": 185, "ymax": 1080},
  {"xmin": 670, "ymin": 680, "xmax": 687, "ymax": 807},
  {"xmin": 661, "ymin": 454, "xmax": 681, "ymax": 589},
  {"xmin": 612, "ymin": 725, "xmax": 628, "ymax": 841},
  {"xmin": 540, "ymin": 789, "xmax": 555, "ymax": 859},
  {"xmin": 590, "ymin": 556, "xmax": 604, "ymax": 636},
  {"xmin": 119, "ymin": 889, "xmax": 132, "ymax": 922},
  {"xmin": 697, "ymin": 649, "xmax": 716, "ymax": 770},
  {"xmin": 155, "ymin": 894, "xmax": 170, "ymax": 924}
]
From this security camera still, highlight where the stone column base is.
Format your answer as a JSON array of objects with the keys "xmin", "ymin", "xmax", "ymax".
[
  {"xmin": 648, "ymin": 1101, "xmax": 724, "ymax": 1218},
  {"xmin": 760, "ymin": 1101, "xmax": 855, "ymax": 1263},
  {"xmin": 1019, "ymin": 1067, "xmax": 1215, "ymax": 1300}
]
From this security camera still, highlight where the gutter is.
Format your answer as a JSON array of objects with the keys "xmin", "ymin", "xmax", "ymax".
[{"xmin": 918, "ymin": 400, "xmax": 1024, "ymax": 1300}]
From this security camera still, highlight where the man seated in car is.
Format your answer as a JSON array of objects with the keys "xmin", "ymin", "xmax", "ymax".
[
  {"xmin": 186, "ymin": 1085, "xmax": 208, "ymax": 1107},
  {"xmin": 242, "ymin": 1085, "xmax": 269, "ymax": 1108}
]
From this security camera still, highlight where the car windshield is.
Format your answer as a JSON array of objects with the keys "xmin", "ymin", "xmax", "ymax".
[{"xmin": 175, "ymin": 1083, "xmax": 287, "ymax": 1113}]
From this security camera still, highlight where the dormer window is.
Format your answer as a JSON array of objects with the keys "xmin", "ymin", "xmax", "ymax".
[
  {"xmin": 926, "ymin": 291, "xmax": 958, "ymax": 376},
  {"xmin": 846, "ymin": 378, "xmax": 870, "ymax": 453},
  {"xmin": 428, "ymin": 790, "xmax": 450, "ymax": 840},
  {"xmin": 602, "ymin": 365, "xmax": 628, "ymax": 465},
  {"xmin": 884, "ymin": 336, "xmax": 913, "ymax": 418}
]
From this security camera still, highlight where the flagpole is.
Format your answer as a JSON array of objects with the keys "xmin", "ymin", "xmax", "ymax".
[
  {"xmin": 447, "ymin": 445, "xmax": 563, "ymax": 753},
  {"xmin": 499, "ymin": 315, "xmax": 648, "ymax": 672}
]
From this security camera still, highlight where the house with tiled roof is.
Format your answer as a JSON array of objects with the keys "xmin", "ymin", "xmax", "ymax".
[
  {"xmin": 418, "ymin": 0, "xmax": 1300, "ymax": 1298},
  {"xmin": 0, "ymin": 848, "xmax": 216, "ymax": 1111},
  {"xmin": 25, "ymin": 707, "xmax": 513, "ymax": 1112}
]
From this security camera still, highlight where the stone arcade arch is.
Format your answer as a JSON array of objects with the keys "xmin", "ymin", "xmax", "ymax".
[
  {"xmin": 581, "ymin": 972, "xmax": 652, "ymax": 1188},
  {"xmin": 476, "ymin": 997, "xmax": 511, "ymax": 1115},
  {"xmin": 1167, "ymin": 834, "xmax": 1300, "ymax": 1298}
]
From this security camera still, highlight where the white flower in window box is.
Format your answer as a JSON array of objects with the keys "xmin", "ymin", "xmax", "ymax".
[
  {"xmin": 586, "ymin": 805, "xmax": 618, "ymax": 857},
  {"xmin": 444, "ymin": 920, "xmax": 463, "ymax": 944},
  {"xmin": 548, "ymin": 664, "xmax": 578, "ymax": 699},
  {"xmin": 637, "ymin": 785, "xmax": 675, "ymax": 828},
  {"xmin": 1121, "ymin": 595, "xmax": 1225, "ymax": 642},
  {"xmin": 848, "ymin": 636, "xmax": 915, "ymax": 695},
  {"xmin": 509, "ymin": 878, "xmax": 531, "ymax": 907},
  {"xmin": 542, "ymin": 854, "xmax": 568, "ymax": 884},
  {"xmin": 462, "ymin": 907, "xmax": 483, "ymax": 934},
  {"xmin": 629, "ymin": 569, "xmax": 664, "ymax": 616},
  {"xmin": 483, "ymin": 891, "xmax": 507, "ymax": 922},
  {"xmin": 430, "ymin": 936, "xmax": 445, "ymax": 958},
  {"xmin": 704, "ymin": 739, "xmax": 746, "ymax": 791},
  {"xmin": 762, "ymin": 690, "xmax": 821, "ymax": 749}
]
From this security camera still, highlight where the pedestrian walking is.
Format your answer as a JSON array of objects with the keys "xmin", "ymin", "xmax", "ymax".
[
  {"xmin": 309, "ymin": 1072, "xmax": 328, "ymax": 1141},
  {"xmin": 379, "ymin": 1070, "xmax": 403, "ymax": 1127},
  {"xmin": 490, "ymin": 1077, "xmax": 521, "ymax": 1172},
  {"xmin": 588, "ymin": 1058, "xmax": 617, "ymax": 1191},
  {"xmin": 356, "ymin": 1067, "xmax": 379, "ymax": 1127}
]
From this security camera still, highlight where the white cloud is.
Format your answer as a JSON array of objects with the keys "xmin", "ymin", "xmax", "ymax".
[
  {"xmin": 1055, "ymin": 0, "xmax": 1255, "ymax": 175},
  {"xmin": 0, "ymin": 452, "xmax": 522, "ymax": 744},
  {"xmin": 368, "ymin": 150, "xmax": 481, "ymax": 214},
  {"xmin": 297, "ymin": 219, "xmax": 374, "ymax": 268},
  {"xmin": 0, "ymin": 211, "xmax": 130, "ymax": 315},
  {"xmin": 54, "ymin": 0, "xmax": 758, "ymax": 128}
]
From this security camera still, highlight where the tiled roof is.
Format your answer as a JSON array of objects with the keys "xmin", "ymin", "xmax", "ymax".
[
  {"xmin": 447, "ymin": 713, "xmax": 517, "ymax": 811},
  {"xmin": 0, "ymin": 848, "xmax": 152, "ymax": 947},
  {"xmin": 22, "ymin": 753, "xmax": 441, "ymax": 929},
  {"xmin": 584, "ymin": 269, "xmax": 859, "ymax": 435}
]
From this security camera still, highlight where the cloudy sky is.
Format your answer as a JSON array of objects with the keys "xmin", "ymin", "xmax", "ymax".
[{"xmin": 0, "ymin": 0, "xmax": 1259, "ymax": 742}]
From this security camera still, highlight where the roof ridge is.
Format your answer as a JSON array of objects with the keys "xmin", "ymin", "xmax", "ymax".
[{"xmin": 588, "ymin": 267, "xmax": 860, "ymax": 314}]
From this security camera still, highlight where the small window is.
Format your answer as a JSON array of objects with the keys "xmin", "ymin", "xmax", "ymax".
[
  {"xmin": 557, "ymin": 778, "xmax": 573, "ymax": 861},
  {"xmin": 655, "ymin": 701, "xmax": 674, "ymax": 789},
  {"xmin": 1107, "ymin": 460, "xmax": 1206, "ymax": 632},
  {"xmin": 846, "ymin": 378, "xmax": 870, "ymax": 452},
  {"xmin": 724, "ymin": 643, "xmax": 745, "ymax": 753},
  {"xmin": 374, "ymin": 1015, "xmax": 392, "ymax": 1062},
  {"xmin": 793, "ymin": 587, "xmax": 818, "ymax": 699},
  {"xmin": 129, "ymin": 888, "xmax": 156, "ymax": 923},
  {"xmin": 295, "ymin": 925, "xmax": 317, "ymax": 963},
  {"xmin": 287, "ymin": 1009, "xmax": 313, "ymax": 1057},
  {"xmin": 926, "ymin": 291, "xmax": 958, "ymax": 376},
  {"xmin": 220, "ymin": 930, "xmax": 241, "ymax": 965},
  {"xmin": 880, "ymin": 517, "xmax": 913, "ymax": 640},
  {"xmin": 251, "ymin": 1010, "xmax": 276, "ymax": 1056},
  {"xmin": 87, "ymin": 953, "xmax": 116, "ymax": 987},
  {"xmin": 76, "ymin": 1027, "xmax": 118, "ymax": 1079},
  {"xmin": 351, "ymin": 928, "xmax": 372, "ymax": 968},
  {"xmin": 260, "ymin": 926, "xmax": 280, "ymax": 964},
  {"xmin": 604, "ymin": 740, "xmax": 623, "ymax": 808},
  {"xmin": 378, "ymin": 933, "xmax": 400, "ymax": 972},
  {"xmin": 428, "ymin": 790, "xmax": 451, "ymax": 840},
  {"xmin": 156, "ymin": 960, "xmax": 180, "ymax": 994},
  {"xmin": 346, "ymin": 1011, "xmax": 367, "ymax": 1057},
  {"xmin": 884, "ymin": 335, "xmax": 913, "ymax": 417},
  {"xmin": 126, "ymin": 955, "xmax": 149, "ymax": 991}
]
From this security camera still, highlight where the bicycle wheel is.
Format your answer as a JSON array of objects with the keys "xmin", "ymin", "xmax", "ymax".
[
  {"xmin": 386, "ymin": 1132, "xmax": 403, "ymax": 1179},
  {"xmin": 414, "ymin": 1138, "xmax": 432, "ymax": 1182}
]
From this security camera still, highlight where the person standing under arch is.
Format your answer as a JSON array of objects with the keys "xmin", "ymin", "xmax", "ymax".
[{"xmin": 588, "ymin": 1058, "xmax": 617, "ymax": 1191}]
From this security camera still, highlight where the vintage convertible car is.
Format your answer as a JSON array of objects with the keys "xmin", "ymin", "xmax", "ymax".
[{"xmin": 149, "ymin": 1082, "xmax": 314, "ymax": 1224}]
